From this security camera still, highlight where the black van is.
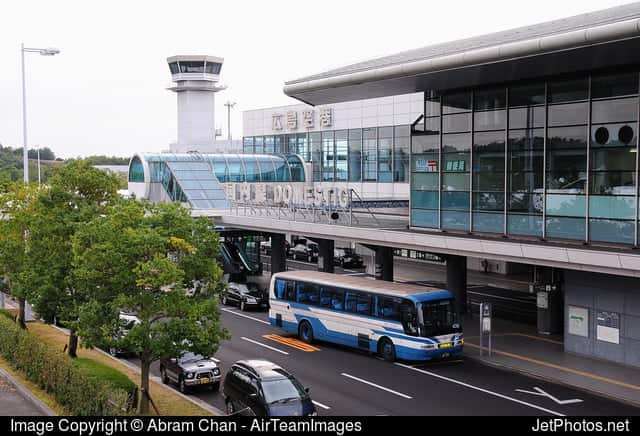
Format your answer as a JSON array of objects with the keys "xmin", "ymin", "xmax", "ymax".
[{"xmin": 223, "ymin": 360, "xmax": 316, "ymax": 416}]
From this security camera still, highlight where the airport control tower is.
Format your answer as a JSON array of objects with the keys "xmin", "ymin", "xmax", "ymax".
[{"xmin": 167, "ymin": 55, "xmax": 225, "ymax": 149}]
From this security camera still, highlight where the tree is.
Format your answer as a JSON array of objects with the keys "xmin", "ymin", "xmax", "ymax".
[
  {"xmin": 0, "ymin": 182, "xmax": 39, "ymax": 329},
  {"xmin": 22, "ymin": 159, "xmax": 120, "ymax": 356},
  {"xmin": 73, "ymin": 200, "xmax": 227, "ymax": 414}
]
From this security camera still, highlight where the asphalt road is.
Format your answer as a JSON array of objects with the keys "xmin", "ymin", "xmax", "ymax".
[{"xmin": 122, "ymin": 297, "xmax": 639, "ymax": 416}]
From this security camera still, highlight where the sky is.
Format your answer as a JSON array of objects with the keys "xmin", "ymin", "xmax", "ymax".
[{"xmin": 0, "ymin": 0, "xmax": 635, "ymax": 159}]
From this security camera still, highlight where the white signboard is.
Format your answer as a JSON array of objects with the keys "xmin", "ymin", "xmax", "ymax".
[
  {"xmin": 225, "ymin": 182, "xmax": 350, "ymax": 208},
  {"xmin": 568, "ymin": 306, "xmax": 588, "ymax": 337},
  {"xmin": 596, "ymin": 311, "xmax": 620, "ymax": 344}
]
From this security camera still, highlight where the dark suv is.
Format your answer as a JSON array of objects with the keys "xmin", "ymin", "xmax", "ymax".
[
  {"xmin": 223, "ymin": 360, "xmax": 316, "ymax": 416},
  {"xmin": 333, "ymin": 247, "xmax": 363, "ymax": 268},
  {"xmin": 290, "ymin": 241, "xmax": 319, "ymax": 262},
  {"xmin": 160, "ymin": 352, "xmax": 222, "ymax": 393}
]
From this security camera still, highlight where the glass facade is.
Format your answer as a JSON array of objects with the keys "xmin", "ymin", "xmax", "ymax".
[
  {"xmin": 243, "ymin": 125, "xmax": 412, "ymax": 183},
  {"xmin": 411, "ymin": 71, "xmax": 640, "ymax": 247}
]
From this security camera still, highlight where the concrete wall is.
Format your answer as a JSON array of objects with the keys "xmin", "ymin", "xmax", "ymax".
[{"xmin": 564, "ymin": 270, "xmax": 640, "ymax": 368}]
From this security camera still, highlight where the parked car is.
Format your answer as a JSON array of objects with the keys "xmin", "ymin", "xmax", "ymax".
[
  {"xmin": 261, "ymin": 239, "xmax": 290, "ymax": 256},
  {"xmin": 290, "ymin": 241, "xmax": 319, "ymax": 262},
  {"xmin": 160, "ymin": 351, "xmax": 222, "ymax": 393},
  {"xmin": 105, "ymin": 312, "xmax": 140, "ymax": 357},
  {"xmin": 221, "ymin": 282, "xmax": 268, "ymax": 311},
  {"xmin": 223, "ymin": 359, "xmax": 316, "ymax": 416},
  {"xmin": 333, "ymin": 247, "xmax": 363, "ymax": 268}
]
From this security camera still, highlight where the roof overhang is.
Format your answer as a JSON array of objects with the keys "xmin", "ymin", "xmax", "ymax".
[
  {"xmin": 284, "ymin": 18, "xmax": 640, "ymax": 105},
  {"xmin": 167, "ymin": 55, "xmax": 224, "ymax": 64}
]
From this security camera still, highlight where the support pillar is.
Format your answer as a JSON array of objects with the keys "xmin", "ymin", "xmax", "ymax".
[
  {"xmin": 446, "ymin": 255, "xmax": 467, "ymax": 315},
  {"xmin": 317, "ymin": 239, "xmax": 334, "ymax": 273},
  {"xmin": 374, "ymin": 246, "xmax": 394, "ymax": 281},
  {"xmin": 270, "ymin": 233, "xmax": 287, "ymax": 274}
]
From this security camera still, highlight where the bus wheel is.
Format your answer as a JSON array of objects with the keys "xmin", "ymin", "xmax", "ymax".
[
  {"xmin": 378, "ymin": 338, "xmax": 396, "ymax": 362},
  {"xmin": 298, "ymin": 321, "xmax": 314, "ymax": 344}
]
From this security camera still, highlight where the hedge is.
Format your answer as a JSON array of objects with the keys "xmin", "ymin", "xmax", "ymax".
[
  {"xmin": 73, "ymin": 358, "xmax": 137, "ymax": 400},
  {"xmin": 0, "ymin": 317, "xmax": 133, "ymax": 415}
]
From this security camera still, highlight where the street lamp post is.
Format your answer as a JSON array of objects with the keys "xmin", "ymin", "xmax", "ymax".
[
  {"xmin": 21, "ymin": 43, "xmax": 60, "ymax": 183},
  {"xmin": 224, "ymin": 100, "xmax": 236, "ymax": 150}
]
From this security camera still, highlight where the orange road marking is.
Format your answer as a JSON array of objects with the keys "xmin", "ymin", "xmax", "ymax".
[
  {"xmin": 262, "ymin": 334, "xmax": 320, "ymax": 352},
  {"xmin": 465, "ymin": 342, "xmax": 640, "ymax": 391}
]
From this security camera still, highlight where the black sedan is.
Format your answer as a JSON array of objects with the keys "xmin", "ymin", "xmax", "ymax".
[
  {"xmin": 221, "ymin": 282, "xmax": 269, "ymax": 311},
  {"xmin": 333, "ymin": 247, "xmax": 364, "ymax": 268}
]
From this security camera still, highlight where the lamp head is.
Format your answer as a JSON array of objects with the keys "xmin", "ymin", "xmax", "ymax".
[{"xmin": 40, "ymin": 47, "xmax": 60, "ymax": 56}]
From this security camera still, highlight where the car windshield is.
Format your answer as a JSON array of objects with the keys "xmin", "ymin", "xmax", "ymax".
[
  {"xmin": 419, "ymin": 299, "xmax": 460, "ymax": 336},
  {"xmin": 179, "ymin": 352, "xmax": 205, "ymax": 364},
  {"xmin": 261, "ymin": 377, "xmax": 306, "ymax": 404}
]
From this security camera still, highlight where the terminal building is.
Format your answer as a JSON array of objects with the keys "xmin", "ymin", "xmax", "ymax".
[{"xmin": 130, "ymin": 4, "xmax": 640, "ymax": 368}]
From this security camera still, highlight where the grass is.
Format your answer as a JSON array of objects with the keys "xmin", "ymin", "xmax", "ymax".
[
  {"xmin": 0, "ymin": 309, "xmax": 15, "ymax": 321},
  {"xmin": 0, "ymin": 355, "xmax": 67, "ymax": 416},
  {"xmin": 73, "ymin": 358, "xmax": 137, "ymax": 396},
  {"xmin": 28, "ymin": 322, "xmax": 213, "ymax": 416}
]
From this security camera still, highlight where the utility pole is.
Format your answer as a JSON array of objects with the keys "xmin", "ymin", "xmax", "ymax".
[{"xmin": 224, "ymin": 100, "xmax": 236, "ymax": 149}]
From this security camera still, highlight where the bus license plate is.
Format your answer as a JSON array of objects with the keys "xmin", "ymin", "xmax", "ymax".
[
  {"xmin": 200, "ymin": 378, "xmax": 209, "ymax": 385},
  {"xmin": 438, "ymin": 342, "xmax": 452, "ymax": 349}
]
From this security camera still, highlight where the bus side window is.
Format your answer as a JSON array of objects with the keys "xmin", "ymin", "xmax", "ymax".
[
  {"xmin": 307, "ymin": 283, "xmax": 319, "ymax": 305},
  {"xmin": 331, "ymin": 288, "xmax": 344, "ymax": 311},
  {"xmin": 296, "ymin": 283, "xmax": 307, "ymax": 303},
  {"xmin": 356, "ymin": 293, "xmax": 371, "ymax": 316},
  {"xmin": 320, "ymin": 287, "xmax": 332, "ymax": 307},
  {"xmin": 285, "ymin": 280, "xmax": 296, "ymax": 301},
  {"xmin": 275, "ymin": 280, "xmax": 285, "ymax": 299},
  {"xmin": 379, "ymin": 297, "xmax": 401, "ymax": 321}
]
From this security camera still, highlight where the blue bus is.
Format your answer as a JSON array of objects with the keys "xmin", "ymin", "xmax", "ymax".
[{"xmin": 269, "ymin": 271, "xmax": 463, "ymax": 361}]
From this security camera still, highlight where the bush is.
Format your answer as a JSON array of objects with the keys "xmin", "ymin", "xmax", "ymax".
[
  {"xmin": 73, "ymin": 358, "xmax": 137, "ymax": 398},
  {"xmin": 0, "ymin": 309, "xmax": 15, "ymax": 321},
  {"xmin": 0, "ymin": 317, "xmax": 133, "ymax": 415}
]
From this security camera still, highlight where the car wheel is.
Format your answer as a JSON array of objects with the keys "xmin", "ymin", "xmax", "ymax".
[
  {"xmin": 179, "ymin": 377, "xmax": 187, "ymax": 394},
  {"xmin": 160, "ymin": 367, "xmax": 169, "ymax": 384},
  {"xmin": 240, "ymin": 300, "xmax": 246, "ymax": 311},
  {"xmin": 226, "ymin": 399, "xmax": 235, "ymax": 415},
  {"xmin": 210, "ymin": 381, "xmax": 220, "ymax": 392},
  {"xmin": 298, "ymin": 320, "xmax": 314, "ymax": 344},
  {"xmin": 378, "ymin": 337, "xmax": 396, "ymax": 362},
  {"xmin": 109, "ymin": 347, "xmax": 118, "ymax": 357}
]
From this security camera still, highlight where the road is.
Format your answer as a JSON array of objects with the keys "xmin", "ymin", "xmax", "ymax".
[{"xmin": 118, "ymin": 259, "xmax": 639, "ymax": 416}]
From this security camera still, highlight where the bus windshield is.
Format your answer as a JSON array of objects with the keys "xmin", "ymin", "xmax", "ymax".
[{"xmin": 419, "ymin": 299, "xmax": 460, "ymax": 337}]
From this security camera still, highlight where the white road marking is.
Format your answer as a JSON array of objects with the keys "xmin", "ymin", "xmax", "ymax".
[
  {"xmin": 312, "ymin": 400, "xmax": 331, "ymax": 410},
  {"xmin": 341, "ymin": 372, "xmax": 412, "ymax": 399},
  {"xmin": 515, "ymin": 387, "xmax": 583, "ymax": 405},
  {"xmin": 395, "ymin": 363, "xmax": 564, "ymax": 416},
  {"xmin": 221, "ymin": 308, "xmax": 270, "ymax": 325},
  {"xmin": 210, "ymin": 357, "xmax": 221, "ymax": 363},
  {"xmin": 241, "ymin": 337, "xmax": 289, "ymax": 355}
]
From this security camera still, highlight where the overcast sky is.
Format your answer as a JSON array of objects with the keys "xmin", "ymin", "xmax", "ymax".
[{"xmin": 0, "ymin": 0, "xmax": 634, "ymax": 158}]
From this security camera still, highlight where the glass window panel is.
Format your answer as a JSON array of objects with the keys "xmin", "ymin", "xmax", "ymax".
[
  {"xmin": 589, "ymin": 195, "xmax": 636, "ymax": 219},
  {"xmin": 508, "ymin": 193, "xmax": 544, "ymax": 213},
  {"xmin": 591, "ymin": 123, "xmax": 637, "ymax": 147},
  {"xmin": 473, "ymin": 171, "xmax": 504, "ymax": 190},
  {"xmin": 441, "ymin": 210, "xmax": 470, "ymax": 230},
  {"xmin": 363, "ymin": 127, "xmax": 377, "ymax": 140},
  {"xmin": 474, "ymin": 131, "xmax": 505, "ymax": 152},
  {"xmin": 591, "ymin": 148, "xmax": 636, "ymax": 171},
  {"xmin": 546, "ymin": 156, "xmax": 587, "ymax": 193},
  {"xmin": 473, "ymin": 212, "xmax": 504, "ymax": 233},
  {"xmin": 378, "ymin": 126, "xmax": 393, "ymax": 138},
  {"xmin": 474, "ymin": 110, "xmax": 506, "ymax": 131},
  {"xmin": 411, "ymin": 191, "xmax": 439, "ymax": 209},
  {"xmin": 591, "ymin": 72, "xmax": 639, "ymax": 99},
  {"xmin": 179, "ymin": 61, "xmax": 205, "ymax": 73},
  {"xmin": 411, "ymin": 173, "xmax": 439, "ymax": 190},
  {"xmin": 205, "ymin": 62, "xmax": 221, "ymax": 74},
  {"xmin": 297, "ymin": 133, "xmax": 309, "ymax": 161},
  {"xmin": 264, "ymin": 136, "xmax": 274, "ymax": 154},
  {"xmin": 179, "ymin": 180, "xmax": 202, "ymax": 189},
  {"xmin": 310, "ymin": 132, "xmax": 322, "ymax": 181},
  {"xmin": 424, "ymin": 117, "xmax": 441, "ymax": 133},
  {"xmin": 322, "ymin": 131, "xmax": 334, "ymax": 182},
  {"xmin": 335, "ymin": 130, "xmax": 348, "ymax": 182},
  {"xmin": 509, "ymin": 171, "xmax": 544, "ymax": 193},
  {"xmin": 441, "ymin": 191, "xmax": 470, "ymax": 209},
  {"xmin": 411, "ymin": 133, "xmax": 439, "ymax": 153},
  {"xmin": 545, "ymin": 194, "xmax": 586, "ymax": 217},
  {"xmin": 589, "ymin": 219, "xmax": 634, "ymax": 244},
  {"xmin": 442, "ymin": 153, "xmax": 470, "ymax": 172},
  {"xmin": 548, "ymin": 102, "xmax": 589, "ymax": 126},
  {"xmin": 128, "ymin": 157, "xmax": 144, "ymax": 182},
  {"xmin": 425, "ymin": 96, "xmax": 441, "ymax": 117},
  {"xmin": 508, "ymin": 214, "xmax": 543, "ymax": 236},
  {"xmin": 244, "ymin": 158, "xmax": 261, "ymax": 182},
  {"xmin": 547, "ymin": 126, "xmax": 588, "ymax": 149},
  {"xmin": 411, "ymin": 209, "xmax": 439, "ymax": 228},
  {"xmin": 546, "ymin": 217, "xmax": 586, "ymax": 240},
  {"xmin": 509, "ymin": 106, "xmax": 545, "ymax": 129},
  {"xmin": 474, "ymin": 88, "xmax": 506, "ymax": 111},
  {"xmin": 442, "ymin": 133, "xmax": 471, "ymax": 152},
  {"xmin": 509, "ymin": 149, "xmax": 543, "ymax": 173},
  {"xmin": 548, "ymin": 78, "xmax": 588, "ymax": 103},
  {"xmin": 394, "ymin": 125, "xmax": 411, "ymax": 137},
  {"xmin": 509, "ymin": 83, "xmax": 545, "ymax": 107},
  {"xmin": 508, "ymin": 129, "xmax": 544, "ymax": 150},
  {"xmin": 348, "ymin": 129, "xmax": 362, "ymax": 182},
  {"xmin": 442, "ymin": 92, "xmax": 471, "ymax": 114},
  {"xmin": 202, "ymin": 190, "xmax": 226, "ymax": 200},
  {"xmin": 590, "ymin": 172, "xmax": 636, "ymax": 195},
  {"xmin": 169, "ymin": 62, "xmax": 179, "ymax": 74},
  {"xmin": 443, "ymin": 113, "xmax": 471, "ymax": 133},
  {"xmin": 473, "ymin": 192, "xmax": 504, "ymax": 211},
  {"xmin": 394, "ymin": 137, "xmax": 410, "ymax": 183},
  {"xmin": 591, "ymin": 97, "xmax": 638, "ymax": 124},
  {"xmin": 254, "ymin": 136, "xmax": 264, "ymax": 154}
]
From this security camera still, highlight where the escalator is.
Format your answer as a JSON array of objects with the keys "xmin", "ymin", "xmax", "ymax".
[{"xmin": 219, "ymin": 240, "xmax": 262, "ymax": 280}]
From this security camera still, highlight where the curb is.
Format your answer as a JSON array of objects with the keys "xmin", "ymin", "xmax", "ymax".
[
  {"xmin": 94, "ymin": 348, "xmax": 226, "ymax": 416},
  {"xmin": 0, "ymin": 366, "xmax": 57, "ymax": 416},
  {"xmin": 464, "ymin": 353, "xmax": 640, "ymax": 409}
]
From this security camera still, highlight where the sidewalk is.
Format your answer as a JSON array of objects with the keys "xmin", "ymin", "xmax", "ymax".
[
  {"xmin": 0, "ymin": 367, "xmax": 56, "ymax": 416},
  {"xmin": 461, "ymin": 313, "xmax": 640, "ymax": 408}
]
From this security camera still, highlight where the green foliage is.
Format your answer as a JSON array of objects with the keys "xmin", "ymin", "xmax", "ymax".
[
  {"xmin": 0, "ymin": 309, "xmax": 15, "ymax": 321},
  {"xmin": 0, "ymin": 317, "xmax": 133, "ymax": 415},
  {"xmin": 73, "ymin": 358, "xmax": 137, "ymax": 398}
]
